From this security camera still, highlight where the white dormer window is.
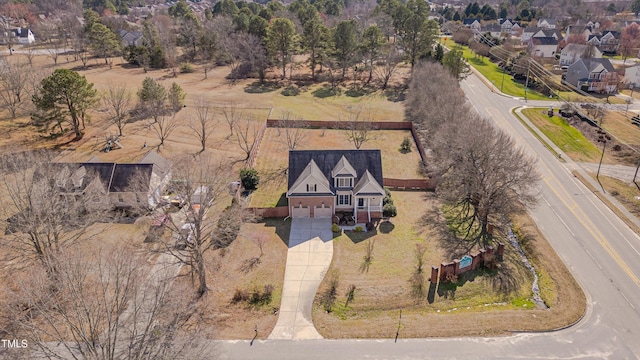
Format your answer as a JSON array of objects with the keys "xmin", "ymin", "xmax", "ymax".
[{"xmin": 336, "ymin": 178, "xmax": 352, "ymax": 188}]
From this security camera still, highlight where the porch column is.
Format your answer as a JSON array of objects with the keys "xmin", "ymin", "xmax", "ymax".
[
  {"xmin": 353, "ymin": 196, "xmax": 357, "ymax": 219},
  {"xmin": 367, "ymin": 197, "xmax": 371, "ymax": 222}
]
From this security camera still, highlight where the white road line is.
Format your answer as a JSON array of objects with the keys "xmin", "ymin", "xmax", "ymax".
[{"xmin": 551, "ymin": 207, "xmax": 576, "ymax": 237}]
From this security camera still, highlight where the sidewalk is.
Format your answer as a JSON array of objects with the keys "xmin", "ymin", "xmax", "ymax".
[{"xmin": 269, "ymin": 218, "xmax": 333, "ymax": 340}]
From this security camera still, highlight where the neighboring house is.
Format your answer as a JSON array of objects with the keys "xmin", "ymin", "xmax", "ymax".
[
  {"xmin": 521, "ymin": 26, "xmax": 537, "ymax": 43},
  {"xmin": 499, "ymin": 19, "xmax": 520, "ymax": 36},
  {"xmin": 528, "ymin": 36, "xmax": 558, "ymax": 58},
  {"xmin": 55, "ymin": 150, "xmax": 171, "ymax": 210},
  {"xmin": 533, "ymin": 28, "xmax": 563, "ymax": 40},
  {"xmin": 286, "ymin": 150, "xmax": 385, "ymax": 223},
  {"xmin": 559, "ymin": 43, "xmax": 602, "ymax": 68},
  {"xmin": 537, "ymin": 18, "xmax": 557, "ymax": 29},
  {"xmin": 463, "ymin": 19, "xmax": 481, "ymax": 32},
  {"xmin": 481, "ymin": 24, "xmax": 502, "ymax": 39},
  {"xmin": 119, "ymin": 30, "xmax": 144, "ymax": 47},
  {"xmin": 564, "ymin": 25, "xmax": 593, "ymax": 42},
  {"xmin": 586, "ymin": 34, "xmax": 601, "ymax": 46},
  {"xmin": 598, "ymin": 30, "xmax": 620, "ymax": 54},
  {"xmin": 622, "ymin": 64, "xmax": 640, "ymax": 88},
  {"xmin": 1, "ymin": 28, "xmax": 35, "ymax": 45},
  {"xmin": 565, "ymin": 58, "xmax": 619, "ymax": 93}
]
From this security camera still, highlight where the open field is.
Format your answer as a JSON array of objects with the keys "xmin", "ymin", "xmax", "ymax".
[
  {"xmin": 312, "ymin": 191, "xmax": 585, "ymax": 338},
  {"xmin": 250, "ymin": 128, "xmax": 424, "ymax": 207},
  {"xmin": 602, "ymin": 109, "xmax": 640, "ymax": 147}
]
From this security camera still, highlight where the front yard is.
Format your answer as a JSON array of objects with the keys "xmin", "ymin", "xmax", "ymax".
[{"xmin": 312, "ymin": 191, "xmax": 585, "ymax": 338}]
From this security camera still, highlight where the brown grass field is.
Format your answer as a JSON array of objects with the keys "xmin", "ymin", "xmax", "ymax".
[{"xmin": 0, "ymin": 53, "xmax": 585, "ymax": 339}]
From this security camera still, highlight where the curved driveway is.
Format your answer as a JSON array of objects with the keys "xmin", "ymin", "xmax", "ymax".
[{"xmin": 220, "ymin": 74, "xmax": 640, "ymax": 359}]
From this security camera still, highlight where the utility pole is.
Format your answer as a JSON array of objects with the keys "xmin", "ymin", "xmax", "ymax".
[
  {"xmin": 501, "ymin": 65, "xmax": 506, "ymax": 93},
  {"xmin": 524, "ymin": 59, "xmax": 531, "ymax": 103},
  {"xmin": 596, "ymin": 128, "xmax": 610, "ymax": 182}
]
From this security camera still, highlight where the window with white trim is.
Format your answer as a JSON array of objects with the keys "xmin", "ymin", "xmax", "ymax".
[
  {"xmin": 336, "ymin": 178, "xmax": 352, "ymax": 188},
  {"xmin": 358, "ymin": 198, "xmax": 365, "ymax": 207},
  {"xmin": 338, "ymin": 194, "xmax": 351, "ymax": 206},
  {"xmin": 306, "ymin": 184, "xmax": 317, "ymax": 192}
]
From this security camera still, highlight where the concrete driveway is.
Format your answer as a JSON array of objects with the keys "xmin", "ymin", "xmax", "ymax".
[{"xmin": 268, "ymin": 218, "xmax": 333, "ymax": 340}]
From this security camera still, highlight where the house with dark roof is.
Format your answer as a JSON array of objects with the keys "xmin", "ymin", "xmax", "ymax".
[
  {"xmin": 286, "ymin": 150, "xmax": 385, "ymax": 223},
  {"xmin": 55, "ymin": 150, "xmax": 171, "ymax": 211},
  {"xmin": 565, "ymin": 58, "xmax": 619, "ymax": 93},
  {"xmin": 521, "ymin": 26, "xmax": 538, "ymax": 43},
  {"xmin": 481, "ymin": 24, "xmax": 502, "ymax": 39},
  {"xmin": 119, "ymin": 30, "xmax": 144, "ymax": 47},
  {"xmin": 462, "ymin": 19, "xmax": 481, "ymax": 32},
  {"xmin": 528, "ymin": 36, "xmax": 558, "ymax": 58}
]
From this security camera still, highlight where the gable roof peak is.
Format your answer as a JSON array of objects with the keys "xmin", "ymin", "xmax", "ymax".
[{"xmin": 331, "ymin": 155, "xmax": 357, "ymax": 178}]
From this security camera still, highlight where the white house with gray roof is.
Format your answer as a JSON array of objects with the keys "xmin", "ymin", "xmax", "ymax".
[{"xmin": 286, "ymin": 150, "xmax": 385, "ymax": 223}]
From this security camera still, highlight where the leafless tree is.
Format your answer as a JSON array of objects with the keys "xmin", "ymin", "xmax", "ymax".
[
  {"xmin": 275, "ymin": 111, "xmax": 308, "ymax": 150},
  {"xmin": 102, "ymin": 83, "xmax": 133, "ymax": 136},
  {"xmin": 148, "ymin": 113, "xmax": 180, "ymax": 149},
  {"xmin": 373, "ymin": 45, "xmax": 401, "ymax": 90},
  {"xmin": 161, "ymin": 155, "xmax": 233, "ymax": 297},
  {"xmin": 22, "ymin": 45, "xmax": 37, "ymax": 67},
  {"xmin": 430, "ymin": 114, "xmax": 540, "ymax": 247},
  {"xmin": 405, "ymin": 61, "xmax": 472, "ymax": 137},
  {"xmin": 235, "ymin": 119, "xmax": 261, "ymax": 163},
  {"xmin": 189, "ymin": 97, "xmax": 217, "ymax": 153},
  {"xmin": 0, "ymin": 151, "xmax": 110, "ymax": 274},
  {"xmin": 7, "ymin": 246, "xmax": 214, "ymax": 359},
  {"xmin": 344, "ymin": 107, "xmax": 377, "ymax": 149},
  {"xmin": 0, "ymin": 60, "xmax": 28, "ymax": 118},
  {"xmin": 221, "ymin": 104, "xmax": 242, "ymax": 137}
]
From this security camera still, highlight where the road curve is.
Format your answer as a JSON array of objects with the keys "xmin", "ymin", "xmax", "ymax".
[{"xmin": 219, "ymin": 74, "xmax": 640, "ymax": 359}]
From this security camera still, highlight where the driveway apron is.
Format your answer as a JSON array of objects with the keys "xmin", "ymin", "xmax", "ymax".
[{"xmin": 268, "ymin": 218, "xmax": 333, "ymax": 340}]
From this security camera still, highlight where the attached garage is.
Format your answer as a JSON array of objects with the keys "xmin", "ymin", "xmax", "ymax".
[
  {"xmin": 314, "ymin": 204, "xmax": 332, "ymax": 218},
  {"xmin": 291, "ymin": 205, "xmax": 310, "ymax": 218}
]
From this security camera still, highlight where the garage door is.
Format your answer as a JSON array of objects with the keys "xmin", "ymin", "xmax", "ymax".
[
  {"xmin": 291, "ymin": 206, "xmax": 310, "ymax": 218},
  {"xmin": 314, "ymin": 205, "xmax": 332, "ymax": 218}
]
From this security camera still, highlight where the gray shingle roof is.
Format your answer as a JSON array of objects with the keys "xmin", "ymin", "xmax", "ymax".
[{"xmin": 288, "ymin": 150, "xmax": 383, "ymax": 194}]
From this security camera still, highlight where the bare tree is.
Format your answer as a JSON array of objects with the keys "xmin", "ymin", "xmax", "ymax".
[
  {"xmin": 103, "ymin": 83, "xmax": 133, "ymax": 136},
  {"xmin": 23, "ymin": 45, "xmax": 37, "ymax": 67},
  {"xmin": 0, "ymin": 61, "xmax": 28, "ymax": 118},
  {"xmin": 221, "ymin": 104, "xmax": 242, "ymax": 137},
  {"xmin": 276, "ymin": 111, "xmax": 308, "ymax": 150},
  {"xmin": 235, "ymin": 119, "xmax": 260, "ymax": 163},
  {"xmin": 161, "ymin": 155, "xmax": 233, "ymax": 297},
  {"xmin": 7, "ymin": 246, "xmax": 213, "ymax": 359},
  {"xmin": 149, "ymin": 113, "xmax": 180, "ymax": 149},
  {"xmin": 189, "ymin": 97, "xmax": 217, "ymax": 153},
  {"xmin": 0, "ymin": 151, "xmax": 110, "ymax": 274},
  {"xmin": 430, "ymin": 114, "xmax": 540, "ymax": 247},
  {"xmin": 373, "ymin": 45, "xmax": 401, "ymax": 90},
  {"xmin": 344, "ymin": 107, "xmax": 377, "ymax": 149}
]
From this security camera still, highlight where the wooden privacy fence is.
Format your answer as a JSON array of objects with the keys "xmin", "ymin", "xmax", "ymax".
[
  {"xmin": 265, "ymin": 119, "xmax": 429, "ymax": 166},
  {"xmin": 383, "ymin": 178, "xmax": 435, "ymax": 190},
  {"xmin": 245, "ymin": 206, "xmax": 289, "ymax": 218}
]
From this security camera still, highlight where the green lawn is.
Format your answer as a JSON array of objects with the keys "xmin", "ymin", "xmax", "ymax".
[
  {"xmin": 443, "ymin": 40, "xmax": 549, "ymax": 101},
  {"xmin": 521, "ymin": 108, "xmax": 602, "ymax": 162}
]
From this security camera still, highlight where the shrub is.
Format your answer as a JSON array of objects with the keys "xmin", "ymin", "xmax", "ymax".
[
  {"xmin": 232, "ymin": 288, "xmax": 249, "ymax": 304},
  {"xmin": 399, "ymin": 136, "xmax": 412, "ymax": 153},
  {"xmin": 240, "ymin": 168, "xmax": 260, "ymax": 191},
  {"xmin": 249, "ymin": 284, "xmax": 274, "ymax": 306},
  {"xmin": 281, "ymin": 85, "xmax": 300, "ymax": 96},
  {"xmin": 331, "ymin": 223, "xmax": 341, "ymax": 233},
  {"xmin": 354, "ymin": 226, "xmax": 364, "ymax": 232},
  {"xmin": 366, "ymin": 222, "xmax": 375, "ymax": 231},
  {"xmin": 179, "ymin": 62, "xmax": 195, "ymax": 73},
  {"xmin": 213, "ymin": 200, "xmax": 242, "ymax": 249},
  {"xmin": 383, "ymin": 203, "xmax": 397, "ymax": 218}
]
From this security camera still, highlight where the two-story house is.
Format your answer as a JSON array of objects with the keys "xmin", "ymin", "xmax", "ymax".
[
  {"xmin": 528, "ymin": 36, "xmax": 558, "ymax": 58},
  {"xmin": 286, "ymin": 150, "xmax": 385, "ymax": 223},
  {"xmin": 537, "ymin": 18, "xmax": 557, "ymax": 29},
  {"xmin": 565, "ymin": 58, "xmax": 619, "ymax": 94},
  {"xmin": 559, "ymin": 43, "xmax": 602, "ymax": 68}
]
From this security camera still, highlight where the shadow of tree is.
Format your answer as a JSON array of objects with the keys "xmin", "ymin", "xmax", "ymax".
[
  {"xmin": 384, "ymin": 86, "xmax": 406, "ymax": 102},
  {"xmin": 244, "ymin": 81, "xmax": 281, "ymax": 94}
]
